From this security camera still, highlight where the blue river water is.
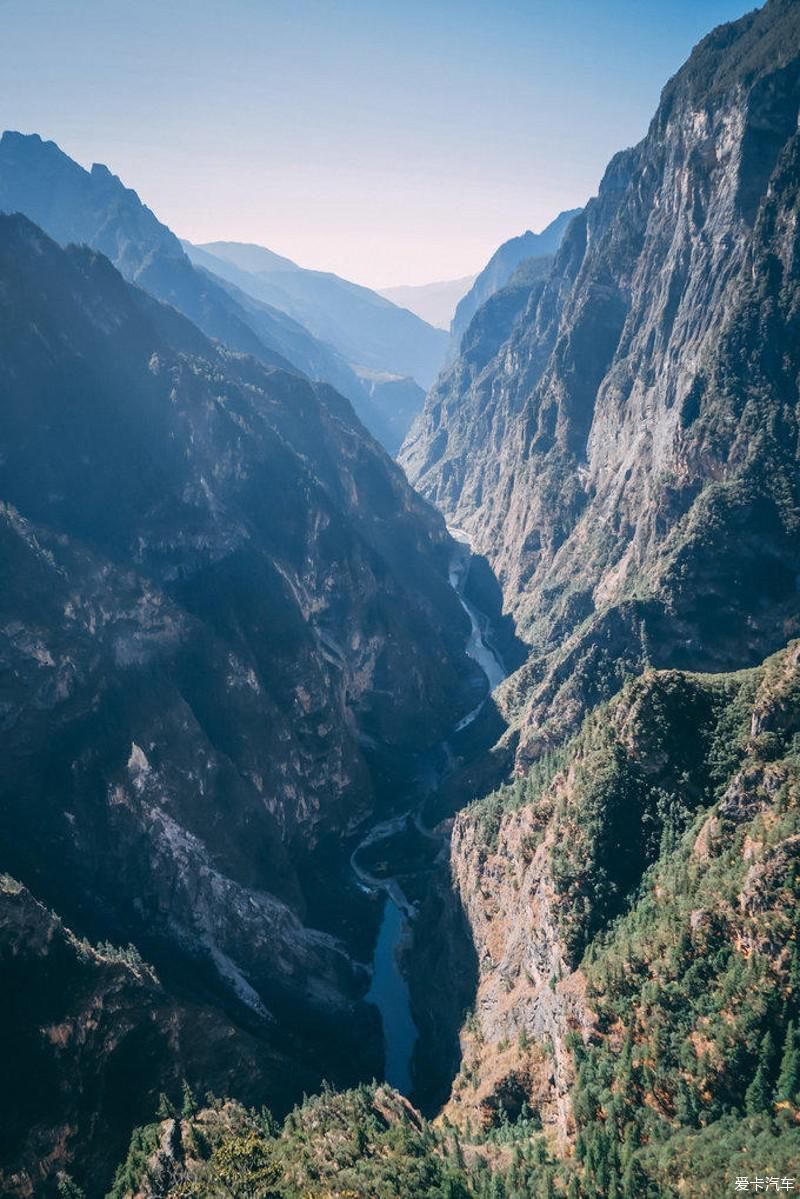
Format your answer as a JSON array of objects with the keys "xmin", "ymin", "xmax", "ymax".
[
  {"xmin": 360, "ymin": 531, "xmax": 507, "ymax": 1095},
  {"xmin": 365, "ymin": 897, "xmax": 417, "ymax": 1094}
]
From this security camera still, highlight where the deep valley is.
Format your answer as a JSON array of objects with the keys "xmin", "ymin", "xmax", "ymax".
[{"xmin": 1, "ymin": 2, "xmax": 799, "ymax": 1197}]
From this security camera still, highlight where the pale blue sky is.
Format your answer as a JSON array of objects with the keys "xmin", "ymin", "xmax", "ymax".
[{"xmin": 1, "ymin": 0, "xmax": 755, "ymax": 286}]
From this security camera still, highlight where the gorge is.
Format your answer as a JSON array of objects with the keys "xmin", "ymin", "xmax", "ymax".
[
  {"xmin": 1, "ymin": 1, "xmax": 799, "ymax": 1196},
  {"xmin": 353, "ymin": 534, "xmax": 508, "ymax": 1101}
]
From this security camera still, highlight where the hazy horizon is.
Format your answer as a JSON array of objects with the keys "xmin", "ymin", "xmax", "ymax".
[{"xmin": 1, "ymin": 0, "xmax": 755, "ymax": 288}]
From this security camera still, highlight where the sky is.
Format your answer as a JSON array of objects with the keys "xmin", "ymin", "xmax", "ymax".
[{"xmin": 0, "ymin": 0, "xmax": 756, "ymax": 288}]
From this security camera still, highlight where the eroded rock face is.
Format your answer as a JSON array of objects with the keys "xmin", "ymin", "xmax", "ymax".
[
  {"xmin": 444, "ymin": 642, "xmax": 800, "ymax": 1143},
  {"xmin": 446, "ymin": 801, "xmax": 587, "ymax": 1141},
  {"xmin": 0, "ymin": 877, "xmax": 326, "ymax": 1198},
  {"xmin": 0, "ymin": 213, "xmax": 483, "ymax": 1187},
  {"xmin": 401, "ymin": 0, "xmax": 800, "ymax": 762}
]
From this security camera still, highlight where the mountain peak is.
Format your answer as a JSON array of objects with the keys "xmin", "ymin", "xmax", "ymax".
[
  {"xmin": 447, "ymin": 206, "xmax": 582, "ymax": 353},
  {"xmin": 1, "ymin": 129, "xmax": 73, "ymax": 163},
  {"xmin": 198, "ymin": 239, "xmax": 301, "ymax": 275},
  {"xmin": 1, "ymin": 129, "xmax": 43, "ymax": 145}
]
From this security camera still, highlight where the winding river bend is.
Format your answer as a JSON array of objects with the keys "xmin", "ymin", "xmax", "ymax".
[{"xmin": 354, "ymin": 530, "xmax": 507, "ymax": 1094}]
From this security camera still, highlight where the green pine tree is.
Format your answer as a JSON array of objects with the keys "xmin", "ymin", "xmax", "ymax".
[
  {"xmin": 156, "ymin": 1091, "xmax": 176, "ymax": 1120},
  {"xmin": 675, "ymin": 1076, "xmax": 702, "ymax": 1126},
  {"xmin": 775, "ymin": 1020, "xmax": 800, "ymax": 1106},
  {"xmin": 208, "ymin": 1131, "xmax": 281, "ymax": 1199},
  {"xmin": 621, "ymin": 1156, "xmax": 648, "ymax": 1199},
  {"xmin": 441, "ymin": 1173, "xmax": 472, "ymax": 1199},
  {"xmin": 56, "ymin": 1176, "xmax": 86, "ymax": 1199},
  {"xmin": 745, "ymin": 1030, "xmax": 776, "ymax": 1115},
  {"xmin": 181, "ymin": 1079, "xmax": 198, "ymax": 1119},
  {"xmin": 489, "ymin": 1174, "xmax": 507, "ymax": 1199}
]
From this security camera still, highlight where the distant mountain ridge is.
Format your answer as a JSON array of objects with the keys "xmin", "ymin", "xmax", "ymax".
[
  {"xmin": 187, "ymin": 239, "xmax": 448, "ymax": 390},
  {"xmin": 0, "ymin": 131, "xmax": 305, "ymax": 374},
  {"xmin": 197, "ymin": 240, "xmax": 300, "ymax": 275},
  {"xmin": 378, "ymin": 275, "xmax": 477, "ymax": 330},
  {"xmin": 448, "ymin": 207, "xmax": 582, "ymax": 354},
  {"xmin": 0, "ymin": 132, "xmax": 428, "ymax": 452}
]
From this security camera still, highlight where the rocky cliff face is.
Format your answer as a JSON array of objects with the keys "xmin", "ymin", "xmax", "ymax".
[
  {"xmin": 0, "ymin": 877, "xmax": 335, "ymax": 1198},
  {"xmin": 402, "ymin": 0, "xmax": 800, "ymax": 764},
  {"xmin": 398, "ymin": 4, "xmax": 800, "ymax": 1188},
  {"xmin": 0, "ymin": 213, "xmax": 482, "ymax": 1191},
  {"xmin": 443, "ymin": 643, "xmax": 800, "ymax": 1176}
]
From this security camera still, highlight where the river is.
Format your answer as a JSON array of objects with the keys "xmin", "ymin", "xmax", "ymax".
[{"xmin": 356, "ymin": 529, "xmax": 507, "ymax": 1094}]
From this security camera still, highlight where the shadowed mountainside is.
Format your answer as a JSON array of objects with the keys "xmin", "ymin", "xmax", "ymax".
[{"xmin": 0, "ymin": 212, "xmax": 484, "ymax": 1195}]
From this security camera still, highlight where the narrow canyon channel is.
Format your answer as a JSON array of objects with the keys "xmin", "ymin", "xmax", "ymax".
[{"xmin": 353, "ymin": 530, "xmax": 508, "ymax": 1094}]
